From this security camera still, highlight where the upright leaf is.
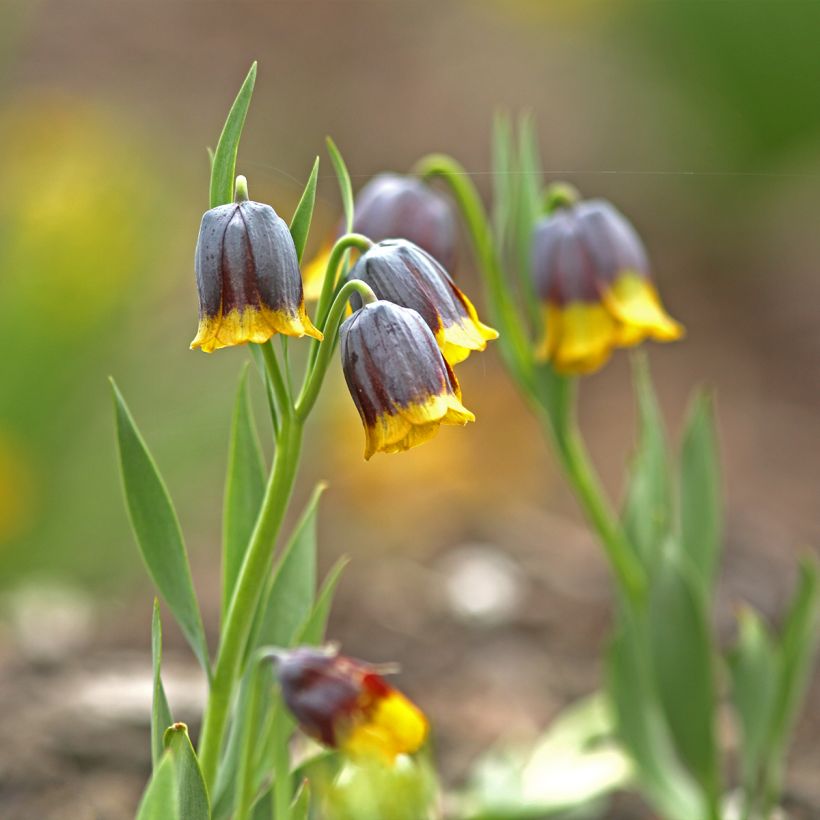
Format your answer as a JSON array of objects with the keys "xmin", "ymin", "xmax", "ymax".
[
  {"xmin": 649, "ymin": 542, "xmax": 720, "ymax": 807},
  {"xmin": 326, "ymin": 137, "xmax": 354, "ymax": 232},
  {"xmin": 164, "ymin": 723, "xmax": 211, "ymax": 820},
  {"xmin": 136, "ymin": 752, "xmax": 180, "ymax": 820},
  {"xmin": 209, "ymin": 62, "xmax": 257, "ymax": 208},
  {"xmin": 111, "ymin": 380, "xmax": 210, "ymax": 674},
  {"xmin": 151, "ymin": 599, "xmax": 173, "ymax": 769},
  {"xmin": 679, "ymin": 391, "xmax": 722, "ymax": 591},
  {"xmin": 728, "ymin": 606, "xmax": 777, "ymax": 795},
  {"xmin": 291, "ymin": 779, "xmax": 311, "ymax": 820},
  {"xmin": 622, "ymin": 355, "xmax": 672, "ymax": 568},
  {"xmin": 290, "ymin": 157, "xmax": 320, "ymax": 263},
  {"xmin": 490, "ymin": 112, "xmax": 514, "ymax": 249},
  {"xmin": 222, "ymin": 365, "xmax": 266, "ymax": 624},
  {"xmin": 249, "ymin": 482, "xmax": 325, "ymax": 655},
  {"xmin": 297, "ymin": 555, "xmax": 349, "ymax": 645}
]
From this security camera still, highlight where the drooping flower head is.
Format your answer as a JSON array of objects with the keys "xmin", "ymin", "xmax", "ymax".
[
  {"xmin": 340, "ymin": 300, "xmax": 474, "ymax": 459},
  {"xmin": 303, "ymin": 173, "xmax": 458, "ymax": 298},
  {"xmin": 276, "ymin": 646, "xmax": 428, "ymax": 762},
  {"xmin": 347, "ymin": 239, "xmax": 498, "ymax": 366},
  {"xmin": 191, "ymin": 182, "xmax": 321, "ymax": 352},
  {"xmin": 532, "ymin": 197, "xmax": 683, "ymax": 374}
]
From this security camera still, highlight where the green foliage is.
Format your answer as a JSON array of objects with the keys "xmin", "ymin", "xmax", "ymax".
[
  {"xmin": 151, "ymin": 599, "xmax": 173, "ymax": 770},
  {"xmin": 290, "ymin": 157, "xmax": 320, "ymax": 263},
  {"xmin": 164, "ymin": 723, "xmax": 211, "ymax": 820},
  {"xmin": 209, "ymin": 62, "xmax": 257, "ymax": 208},
  {"xmin": 222, "ymin": 365, "xmax": 267, "ymax": 624},
  {"xmin": 136, "ymin": 752, "xmax": 179, "ymax": 820},
  {"xmin": 679, "ymin": 392, "xmax": 721, "ymax": 591},
  {"xmin": 111, "ymin": 380, "xmax": 210, "ymax": 675},
  {"xmin": 325, "ymin": 137, "xmax": 354, "ymax": 233}
]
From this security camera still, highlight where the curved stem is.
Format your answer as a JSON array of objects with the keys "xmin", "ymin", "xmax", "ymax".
[
  {"xmin": 415, "ymin": 153, "xmax": 534, "ymax": 389},
  {"xmin": 296, "ymin": 278, "xmax": 377, "ymax": 421},
  {"xmin": 198, "ymin": 415, "xmax": 303, "ymax": 790},
  {"xmin": 260, "ymin": 341, "xmax": 291, "ymax": 418}
]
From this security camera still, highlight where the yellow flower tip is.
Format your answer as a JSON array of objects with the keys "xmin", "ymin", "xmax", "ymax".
[
  {"xmin": 190, "ymin": 305, "xmax": 322, "ymax": 352},
  {"xmin": 539, "ymin": 301, "xmax": 617, "ymax": 376},
  {"xmin": 363, "ymin": 391, "xmax": 475, "ymax": 460},
  {"xmin": 342, "ymin": 690, "xmax": 429, "ymax": 762},
  {"xmin": 603, "ymin": 273, "xmax": 684, "ymax": 346}
]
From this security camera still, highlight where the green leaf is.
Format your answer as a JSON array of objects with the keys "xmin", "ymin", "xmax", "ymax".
[
  {"xmin": 111, "ymin": 380, "xmax": 210, "ymax": 675},
  {"xmin": 151, "ymin": 598, "xmax": 173, "ymax": 770},
  {"xmin": 728, "ymin": 606, "xmax": 777, "ymax": 793},
  {"xmin": 222, "ymin": 365, "xmax": 266, "ymax": 625},
  {"xmin": 164, "ymin": 723, "xmax": 211, "ymax": 820},
  {"xmin": 209, "ymin": 61, "xmax": 257, "ymax": 208},
  {"xmin": 490, "ymin": 112, "xmax": 514, "ymax": 249},
  {"xmin": 290, "ymin": 157, "xmax": 320, "ymax": 263},
  {"xmin": 765, "ymin": 558, "xmax": 820, "ymax": 782},
  {"xmin": 648, "ymin": 543, "xmax": 720, "ymax": 806},
  {"xmin": 622, "ymin": 355, "xmax": 673, "ymax": 568},
  {"xmin": 326, "ymin": 137, "xmax": 354, "ymax": 233},
  {"xmin": 136, "ymin": 752, "xmax": 180, "ymax": 820},
  {"xmin": 679, "ymin": 391, "xmax": 722, "ymax": 591},
  {"xmin": 250, "ymin": 482, "xmax": 326, "ymax": 654},
  {"xmin": 297, "ymin": 555, "xmax": 349, "ymax": 645},
  {"xmin": 290, "ymin": 778, "xmax": 311, "ymax": 820},
  {"xmin": 608, "ymin": 606, "xmax": 705, "ymax": 820}
]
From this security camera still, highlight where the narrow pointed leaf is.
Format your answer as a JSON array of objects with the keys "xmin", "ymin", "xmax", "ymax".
[
  {"xmin": 326, "ymin": 137, "xmax": 354, "ymax": 232},
  {"xmin": 222, "ymin": 365, "xmax": 266, "ymax": 624},
  {"xmin": 490, "ymin": 112, "xmax": 514, "ymax": 248},
  {"xmin": 298, "ymin": 555, "xmax": 349, "ymax": 645},
  {"xmin": 649, "ymin": 542, "xmax": 720, "ymax": 804},
  {"xmin": 209, "ymin": 61, "xmax": 257, "ymax": 208},
  {"xmin": 164, "ymin": 723, "xmax": 211, "ymax": 820},
  {"xmin": 290, "ymin": 157, "xmax": 320, "ymax": 263},
  {"xmin": 728, "ymin": 606, "xmax": 777, "ymax": 791},
  {"xmin": 151, "ymin": 598, "xmax": 173, "ymax": 769},
  {"xmin": 679, "ymin": 391, "xmax": 722, "ymax": 591},
  {"xmin": 111, "ymin": 380, "xmax": 210, "ymax": 674},
  {"xmin": 622, "ymin": 355, "xmax": 672, "ymax": 568},
  {"xmin": 291, "ymin": 779, "xmax": 311, "ymax": 820},
  {"xmin": 136, "ymin": 752, "xmax": 179, "ymax": 820}
]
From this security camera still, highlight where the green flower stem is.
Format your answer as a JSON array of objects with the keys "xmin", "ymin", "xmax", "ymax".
[
  {"xmin": 313, "ymin": 233, "xmax": 374, "ymax": 336},
  {"xmin": 198, "ymin": 350, "xmax": 303, "ymax": 791},
  {"xmin": 234, "ymin": 662, "xmax": 267, "ymax": 820},
  {"xmin": 415, "ymin": 154, "xmax": 533, "ymax": 389},
  {"xmin": 296, "ymin": 278, "xmax": 377, "ymax": 421}
]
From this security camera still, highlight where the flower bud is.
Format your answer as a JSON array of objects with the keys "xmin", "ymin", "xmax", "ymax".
[
  {"xmin": 340, "ymin": 300, "xmax": 474, "ymax": 459},
  {"xmin": 190, "ymin": 193, "xmax": 321, "ymax": 352},
  {"xmin": 276, "ymin": 646, "xmax": 428, "ymax": 762},
  {"xmin": 347, "ymin": 239, "xmax": 498, "ymax": 366},
  {"xmin": 532, "ymin": 198, "xmax": 683, "ymax": 374},
  {"xmin": 303, "ymin": 173, "xmax": 458, "ymax": 299}
]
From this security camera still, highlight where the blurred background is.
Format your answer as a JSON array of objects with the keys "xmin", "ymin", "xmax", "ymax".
[{"xmin": 1, "ymin": 1, "xmax": 819, "ymax": 817}]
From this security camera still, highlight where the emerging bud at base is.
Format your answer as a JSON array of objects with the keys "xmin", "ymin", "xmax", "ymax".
[
  {"xmin": 532, "ymin": 198, "xmax": 683, "ymax": 375},
  {"xmin": 348, "ymin": 239, "xmax": 498, "ymax": 366},
  {"xmin": 275, "ymin": 646, "xmax": 429, "ymax": 763},
  {"xmin": 303, "ymin": 173, "xmax": 458, "ymax": 300},
  {"xmin": 340, "ymin": 301, "xmax": 475, "ymax": 459},
  {"xmin": 191, "ymin": 196, "xmax": 321, "ymax": 352}
]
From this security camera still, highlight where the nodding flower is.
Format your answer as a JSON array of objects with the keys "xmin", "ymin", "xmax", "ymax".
[
  {"xmin": 340, "ymin": 300, "xmax": 474, "ymax": 459},
  {"xmin": 302, "ymin": 173, "xmax": 458, "ymax": 299},
  {"xmin": 347, "ymin": 239, "xmax": 498, "ymax": 366},
  {"xmin": 275, "ymin": 645, "xmax": 428, "ymax": 762},
  {"xmin": 532, "ymin": 196, "xmax": 683, "ymax": 375},
  {"xmin": 190, "ymin": 179, "xmax": 321, "ymax": 352}
]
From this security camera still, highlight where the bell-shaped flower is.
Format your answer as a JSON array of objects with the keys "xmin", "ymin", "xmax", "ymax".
[
  {"xmin": 532, "ymin": 198, "xmax": 683, "ymax": 374},
  {"xmin": 347, "ymin": 239, "xmax": 497, "ymax": 366},
  {"xmin": 303, "ymin": 173, "xmax": 458, "ymax": 299},
  {"xmin": 276, "ymin": 646, "xmax": 428, "ymax": 763},
  {"xmin": 191, "ymin": 194, "xmax": 321, "ymax": 352},
  {"xmin": 340, "ymin": 300, "xmax": 474, "ymax": 459}
]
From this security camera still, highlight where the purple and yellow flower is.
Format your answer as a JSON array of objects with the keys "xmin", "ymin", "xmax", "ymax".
[
  {"xmin": 190, "ymin": 196, "xmax": 321, "ymax": 352},
  {"xmin": 532, "ymin": 198, "xmax": 683, "ymax": 374},
  {"xmin": 303, "ymin": 173, "xmax": 458, "ymax": 299},
  {"xmin": 276, "ymin": 646, "xmax": 428, "ymax": 762},
  {"xmin": 340, "ymin": 300, "xmax": 474, "ymax": 459},
  {"xmin": 347, "ymin": 239, "xmax": 498, "ymax": 366}
]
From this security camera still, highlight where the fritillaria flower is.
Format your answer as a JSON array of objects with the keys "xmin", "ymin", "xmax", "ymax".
[
  {"xmin": 347, "ymin": 239, "xmax": 498, "ymax": 366},
  {"xmin": 303, "ymin": 173, "xmax": 458, "ymax": 298},
  {"xmin": 340, "ymin": 300, "xmax": 474, "ymax": 459},
  {"xmin": 190, "ymin": 182, "xmax": 321, "ymax": 352},
  {"xmin": 532, "ymin": 198, "xmax": 683, "ymax": 374},
  {"xmin": 276, "ymin": 646, "xmax": 428, "ymax": 762}
]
